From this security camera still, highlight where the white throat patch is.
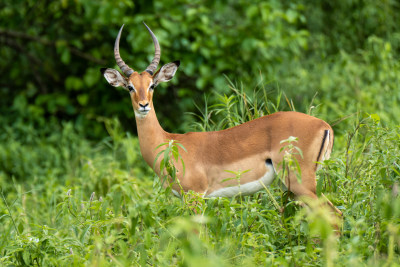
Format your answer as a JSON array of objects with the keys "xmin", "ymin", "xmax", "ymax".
[{"xmin": 134, "ymin": 110, "xmax": 149, "ymax": 119}]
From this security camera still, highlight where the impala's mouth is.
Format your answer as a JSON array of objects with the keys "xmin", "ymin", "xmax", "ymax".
[
  {"xmin": 138, "ymin": 107, "xmax": 151, "ymax": 113},
  {"xmin": 135, "ymin": 108, "xmax": 151, "ymax": 118}
]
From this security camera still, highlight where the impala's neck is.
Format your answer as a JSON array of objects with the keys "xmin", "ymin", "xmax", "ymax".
[{"xmin": 134, "ymin": 103, "xmax": 168, "ymax": 168}]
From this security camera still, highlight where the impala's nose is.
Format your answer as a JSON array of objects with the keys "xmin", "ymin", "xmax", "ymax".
[{"xmin": 139, "ymin": 101, "xmax": 149, "ymax": 108}]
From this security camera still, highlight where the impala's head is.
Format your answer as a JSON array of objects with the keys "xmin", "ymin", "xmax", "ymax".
[{"xmin": 101, "ymin": 23, "xmax": 180, "ymax": 118}]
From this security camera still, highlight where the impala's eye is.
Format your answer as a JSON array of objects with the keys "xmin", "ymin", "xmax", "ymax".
[
  {"xmin": 127, "ymin": 85, "xmax": 135, "ymax": 92},
  {"xmin": 149, "ymin": 84, "xmax": 155, "ymax": 90}
]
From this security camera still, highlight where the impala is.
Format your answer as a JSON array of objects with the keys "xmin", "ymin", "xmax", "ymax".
[{"xmin": 101, "ymin": 23, "xmax": 342, "ymax": 216}]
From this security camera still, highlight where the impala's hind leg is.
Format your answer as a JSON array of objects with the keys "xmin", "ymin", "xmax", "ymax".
[
  {"xmin": 287, "ymin": 168, "xmax": 342, "ymax": 216},
  {"xmin": 285, "ymin": 168, "xmax": 342, "ymax": 237},
  {"xmin": 286, "ymin": 169, "xmax": 318, "ymax": 202},
  {"xmin": 287, "ymin": 169, "xmax": 342, "ymax": 234},
  {"xmin": 321, "ymin": 193, "xmax": 343, "ymax": 216}
]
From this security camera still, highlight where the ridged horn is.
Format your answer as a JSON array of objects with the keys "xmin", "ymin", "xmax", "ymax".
[
  {"xmin": 114, "ymin": 24, "xmax": 134, "ymax": 76},
  {"xmin": 143, "ymin": 22, "xmax": 161, "ymax": 75}
]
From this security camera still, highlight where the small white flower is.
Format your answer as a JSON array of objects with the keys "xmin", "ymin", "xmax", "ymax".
[{"xmin": 29, "ymin": 237, "xmax": 39, "ymax": 243}]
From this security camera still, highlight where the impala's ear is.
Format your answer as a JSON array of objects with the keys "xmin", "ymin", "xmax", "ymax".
[
  {"xmin": 100, "ymin": 68, "xmax": 128, "ymax": 89},
  {"xmin": 153, "ymin": 61, "xmax": 180, "ymax": 86}
]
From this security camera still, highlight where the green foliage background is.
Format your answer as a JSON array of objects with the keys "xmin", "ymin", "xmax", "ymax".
[
  {"xmin": 0, "ymin": 0, "xmax": 400, "ymax": 266},
  {"xmin": 2, "ymin": 0, "xmax": 399, "ymax": 133}
]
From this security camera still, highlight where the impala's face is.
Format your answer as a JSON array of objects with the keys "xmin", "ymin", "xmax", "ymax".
[
  {"xmin": 101, "ymin": 61, "xmax": 180, "ymax": 119},
  {"xmin": 127, "ymin": 72, "xmax": 154, "ymax": 118},
  {"xmin": 101, "ymin": 23, "xmax": 179, "ymax": 119}
]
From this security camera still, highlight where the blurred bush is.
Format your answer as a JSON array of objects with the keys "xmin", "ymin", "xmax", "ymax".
[{"xmin": 1, "ymin": 0, "xmax": 398, "ymax": 136}]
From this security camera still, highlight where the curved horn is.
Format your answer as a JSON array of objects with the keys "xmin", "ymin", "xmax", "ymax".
[
  {"xmin": 143, "ymin": 22, "xmax": 161, "ymax": 75},
  {"xmin": 114, "ymin": 24, "xmax": 134, "ymax": 76}
]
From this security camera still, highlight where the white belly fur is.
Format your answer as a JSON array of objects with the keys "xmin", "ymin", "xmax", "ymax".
[{"xmin": 206, "ymin": 163, "xmax": 275, "ymax": 198}]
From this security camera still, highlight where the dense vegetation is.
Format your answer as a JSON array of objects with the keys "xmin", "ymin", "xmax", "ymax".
[{"xmin": 1, "ymin": 0, "xmax": 399, "ymax": 265}]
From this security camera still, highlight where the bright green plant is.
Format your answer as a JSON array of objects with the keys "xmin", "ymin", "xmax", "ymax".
[
  {"xmin": 278, "ymin": 136, "xmax": 303, "ymax": 184},
  {"xmin": 154, "ymin": 140, "xmax": 186, "ymax": 188}
]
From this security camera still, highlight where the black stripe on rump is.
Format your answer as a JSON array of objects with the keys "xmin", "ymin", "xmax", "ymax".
[{"xmin": 316, "ymin": 130, "xmax": 329, "ymax": 168}]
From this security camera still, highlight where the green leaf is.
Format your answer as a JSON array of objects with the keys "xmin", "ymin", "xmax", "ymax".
[
  {"xmin": 84, "ymin": 68, "xmax": 100, "ymax": 87},
  {"xmin": 22, "ymin": 249, "xmax": 31, "ymax": 265},
  {"xmin": 65, "ymin": 76, "xmax": 84, "ymax": 91},
  {"xmin": 172, "ymin": 147, "xmax": 179, "ymax": 161},
  {"xmin": 176, "ymin": 142, "xmax": 187, "ymax": 152},
  {"xmin": 316, "ymin": 176, "xmax": 324, "ymax": 197},
  {"xmin": 369, "ymin": 113, "xmax": 380, "ymax": 124},
  {"xmin": 77, "ymin": 94, "xmax": 89, "ymax": 106},
  {"xmin": 79, "ymin": 224, "xmax": 92, "ymax": 244},
  {"xmin": 160, "ymin": 159, "xmax": 165, "ymax": 172},
  {"xmin": 61, "ymin": 48, "xmax": 71, "ymax": 64}
]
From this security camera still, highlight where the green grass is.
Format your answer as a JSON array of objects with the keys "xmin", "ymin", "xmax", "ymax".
[{"xmin": 1, "ymin": 83, "xmax": 399, "ymax": 266}]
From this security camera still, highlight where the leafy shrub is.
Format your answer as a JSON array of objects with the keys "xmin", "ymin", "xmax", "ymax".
[{"xmin": 1, "ymin": 86, "xmax": 399, "ymax": 265}]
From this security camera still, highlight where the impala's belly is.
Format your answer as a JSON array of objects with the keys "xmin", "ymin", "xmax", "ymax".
[{"xmin": 206, "ymin": 161, "xmax": 275, "ymax": 198}]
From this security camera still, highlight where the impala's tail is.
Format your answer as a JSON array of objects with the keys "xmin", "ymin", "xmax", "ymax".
[
  {"xmin": 316, "ymin": 129, "xmax": 333, "ymax": 170},
  {"xmin": 316, "ymin": 129, "xmax": 342, "ymax": 216}
]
